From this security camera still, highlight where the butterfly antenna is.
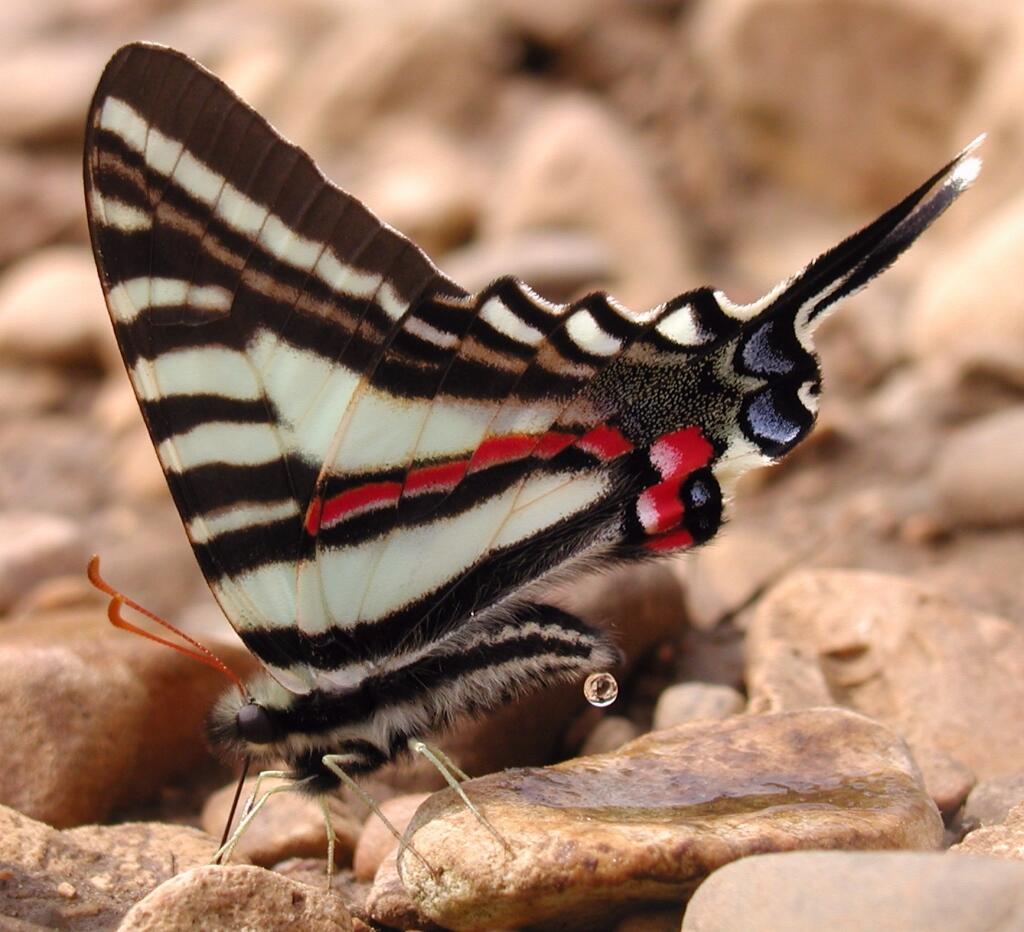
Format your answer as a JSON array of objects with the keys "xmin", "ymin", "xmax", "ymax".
[
  {"xmin": 87, "ymin": 555, "xmax": 246, "ymax": 697},
  {"xmin": 218, "ymin": 757, "xmax": 252, "ymax": 855}
]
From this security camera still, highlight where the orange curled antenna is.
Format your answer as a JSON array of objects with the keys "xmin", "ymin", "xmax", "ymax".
[{"xmin": 87, "ymin": 555, "xmax": 246, "ymax": 698}]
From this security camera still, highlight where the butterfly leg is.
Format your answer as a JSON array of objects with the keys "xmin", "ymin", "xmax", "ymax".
[
  {"xmin": 321, "ymin": 754, "xmax": 436, "ymax": 877},
  {"xmin": 317, "ymin": 796, "xmax": 337, "ymax": 890},
  {"xmin": 417, "ymin": 742, "xmax": 471, "ymax": 782},
  {"xmin": 214, "ymin": 775, "xmax": 306, "ymax": 865},
  {"xmin": 409, "ymin": 738, "xmax": 512, "ymax": 854}
]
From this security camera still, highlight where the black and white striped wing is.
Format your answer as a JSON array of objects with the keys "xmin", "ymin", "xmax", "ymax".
[{"xmin": 86, "ymin": 43, "xmax": 981, "ymax": 697}]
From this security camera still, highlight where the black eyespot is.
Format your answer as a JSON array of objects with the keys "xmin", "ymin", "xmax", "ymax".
[{"xmin": 236, "ymin": 702, "xmax": 281, "ymax": 745}]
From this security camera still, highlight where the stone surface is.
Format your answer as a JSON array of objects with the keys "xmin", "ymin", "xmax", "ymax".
[
  {"xmin": 0, "ymin": 804, "xmax": 220, "ymax": 930},
  {"xmin": 0, "ymin": 245, "xmax": 114, "ymax": 367},
  {"xmin": 352, "ymin": 792, "xmax": 429, "ymax": 882},
  {"xmin": 692, "ymin": 0, "xmax": 999, "ymax": 207},
  {"xmin": 747, "ymin": 571, "xmax": 1024, "ymax": 785},
  {"xmin": 483, "ymin": 95, "xmax": 696, "ymax": 309},
  {"xmin": 0, "ymin": 607, "xmax": 256, "ymax": 826},
  {"xmin": 651, "ymin": 683, "xmax": 745, "ymax": 731},
  {"xmin": 399, "ymin": 709, "xmax": 940, "ymax": 931},
  {"xmin": 681, "ymin": 850, "xmax": 1024, "ymax": 931},
  {"xmin": 0, "ymin": 511, "xmax": 84, "ymax": 613},
  {"xmin": 930, "ymin": 407, "xmax": 1024, "ymax": 528},
  {"xmin": 911, "ymin": 746, "xmax": 975, "ymax": 820},
  {"xmin": 117, "ymin": 864, "xmax": 352, "ymax": 931},
  {"xmin": 201, "ymin": 776, "xmax": 361, "ymax": 870},
  {"xmin": 963, "ymin": 775, "xmax": 1024, "ymax": 829},
  {"xmin": 364, "ymin": 847, "xmax": 445, "ymax": 932},
  {"xmin": 952, "ymin": 802, "xmax": 1024, "ymax": 861},
  {"xmin": 907, "ymin": 192, "xmax": 1024, "ymax": 390}
]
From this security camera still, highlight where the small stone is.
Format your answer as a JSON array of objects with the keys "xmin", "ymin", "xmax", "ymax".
[
  {"xmin": 483, "ymin": 95, "xmax": 697, "ymax": 309},
  {"xmin": 352, "ymin": 792, "xmax": 430, "ymax": 882},
  {"xmin": 117, "ymin": 864, "xmax": 352, "ymax": 932},
  {"xmin": 692, "ymin": 0, "xmax": 998, "ymax": 208},
  {"xmin": 652, "ymin": 683, "xmax": 745, "ymax": 731},
  {"xmin": 399, "ymin": 709, "xmax": 940, "ymax": 931},
  {"xmin": 441, "ymin": 230, "xmax": 611, "ymax": 302},
  {"xmin": 0, "ymin": 245, "xmax": 114, "ymax": 368},
  {"xmin": 681, "ymin": 850, "xmax": 1024, "ymax": 931},
  {"xmin": 911, "ymin": 747, "xmax": 975, "ymax": 820},
  {"xmin": 952, "ymin": 801, "xmax": 1024, "ymax": 861},
  {"xmin": 201, "ymin": 776, "xmax": 362, "ymax": 869},
  {"xmin": 364, "ymin": 849, "xmax": 445, "ymax": 932},
  {"xmin": 746, "ymin": 571, "xmax": 1024, "ymax": 785},
  {"xmin": 930, "ymin": 406, "xmax": 1024, "ymax": 528},
  {"xmin": 614, "ymin": 910, "xmax": 683, "ymax": 932},
  {"xmin": 963, "ymin": 775, "xmax": 1024, "ymax": 829},
  {"xmin": 0, "ymin": 804, "xmax": 219, "ymax": 929},
  {"xmin": 908, "ymin": 191, "xmax": 1024, "ymax": 390},
  {"xmin": 580, "ymin": 716, "xmax": 641, "ymax": 757},
  {"xmin": 0, "ymin": 607, "xmax": 256, "ymax": 826},
  {"xmin": 0, "ymin": 512, "xmax": 84, "ymax": 613}
]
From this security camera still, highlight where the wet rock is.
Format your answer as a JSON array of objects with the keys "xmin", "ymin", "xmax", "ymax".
[
  {"xmin": 746, "ymin": 571, "xmax": 1024, "ymax": 787},
  {"xmin": 579, "ymin": 716, "xmax": 641, "ymax": 757},
  {"xmin": 0, "ymin": 607, "xmax": 256, "ymax": 826},
  {"xmin": 952, "ymin": 802, "xmax": 1024, "ymax": 861},
  {"xmin": 692, "ymin": 0, "xmax": 999, "ymax": 207},
  {"xmin": 930, "ymin": 407, "xmax": 1024, "ymax": 528},
  {"xmin": 117, "ymin": 864, "xmax": 352, "ymax": 932},
  {"xmin": 352, "ymin": 793, "xmax": 429, "ymax": 882},
  {"xmin": 0, "ymin": 245, "xmax": 114, "ymax": 368},
  {"xmin": 681, "ymin": 850, "xmax": 1024, "ymax": 931},
  {"xmin": 0, "ymin": 512, "xmax": 84, "ymax": 614},
  {"xmin": 963, "ymin": 775, "xmax": 1024, "ymax": 829},
  {"xmin": 908, "ymin": 192, "xmax": 1024, "ymax": 391},
  {"xmin": 399, "ymin": 709, "xmax": 940, "ymax": 931},
  {"xmin": 652, "ymin": 683, "xmax": 744, "ymax": 731},
  {"xmin": 483, "ymin": 95, "xmax": 696, "ymax": 309},
  {"xmin": 441, "ymin": 230, "xmax": 611, "ymax": 302},
  {"xmin": 202, "ymin": 776, "xmax": 362, "ymax": 870},
  {"xmin": 0, "ymin": 804, "xmax": 219, "ymax": 930}
]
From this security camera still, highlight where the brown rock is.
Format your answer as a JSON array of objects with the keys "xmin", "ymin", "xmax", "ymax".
[
  {"xmin": 579, "ymin": 716, "xmax": 641, "ymax": 757},
  {"xmin": 399, "ymin": 709, "xmax": 940, "ymax": 931},
  {"xmin": 930, "ymin": 406, "xmax": 1024, "ymax": 528},
  {"xmin": 0, "ymin": 512, "xmax": 85, "ymax": 614},
  {"xmin": 952, "ymin": 801, "xmax": 1024, "ymax": 861},
  {"xmin": 202, "ymin": 776, "xmax": 361, "ymax": 870},
  {"xmin": 117, "ymin": 864, "xmax": 352, "ymax": 931},
  {"xmin": 0, "ymin": 150, "xmax": 83, "ymax": 265},
  {"xmin": 353, "ymin": 793, "xmax": 429, "ymax": 882},
  {"xmin": 651, "ymin": 683, "xmax": 744, "ymax": 731},
  {"xmin": 483, "ymin": 95, "xmax": 696, "ymax": 309},
  {"xmin": 681, "ymin": 850, "xmax": 1024, "ymax": 931},
  {"xmin": 274, "ymin": 0, "xmax": 502, "ymax": 153},
  {"xmin": 908, "ymin": 193, "xmax": 1024, "ymax": 390},
  {"xmin": 441, "ymin": 230, "xmax": 611, "ymax": 302},
  {"xmin": 0, "ymin": 246, "xmax": 114, "ymax": 368},
  {"xmin": 272, "ymin": 860, "xmax": 370, "ymax": 912},
  {"xmin": 0, "ymin": 607, "xmax": 255, "ymax": 826},
  {"xmin": 0, "ymin": 365, "xmax": 68, "ymax": 417},
  {"xmin": 0, "ymin": 804, "xmax": 219, "ymax": 930},
  {"xmin": 364, "ymin": 849, "xmax": 444, "ymax": 932},
  {"xmin": 692, "ymin": 0, "xmax": 1000, "ymax": 207},
  {"xmin": 746, "ymin": 571, "xmax": 1024, "ymax": 787},
  {"xmin": 614, "ymin": 910, "xmax": 684, "ymax": 932},
  {"xmin": 963, "ymin": 775, "xmax": 1024, "ymax": 829},
  {"xmin": 911, "ymin": 747, "xmax": 976, "ymax": 820}
]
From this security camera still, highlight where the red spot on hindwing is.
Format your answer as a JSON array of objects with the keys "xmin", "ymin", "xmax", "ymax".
[
  {"xmin": 650, "ymin": 426, "xmax": 714, "ymax": 480},
  {"xmin": 577, "ymin": 424, "xmax": 634, "ymax": 460}
]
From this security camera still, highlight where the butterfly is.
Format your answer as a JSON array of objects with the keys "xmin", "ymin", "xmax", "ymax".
[{"xmin": 83, "ymin": 41, "xmax": 979, "ymax": 847}]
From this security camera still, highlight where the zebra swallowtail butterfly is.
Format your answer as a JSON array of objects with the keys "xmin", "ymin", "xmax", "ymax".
[{"xmin": 84, "ymin": 43, "xmax": 979, "ymax": 799}]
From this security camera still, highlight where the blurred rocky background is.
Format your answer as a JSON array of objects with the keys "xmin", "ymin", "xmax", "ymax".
[{"xmin": 1, "ymin": 0, "xmax": 1023, "ymax": 929}]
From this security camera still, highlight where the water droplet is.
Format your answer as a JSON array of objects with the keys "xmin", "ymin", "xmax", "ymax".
[{"xmin": 583, "ymin": 672, "xmax": 618, "ymax": 707}]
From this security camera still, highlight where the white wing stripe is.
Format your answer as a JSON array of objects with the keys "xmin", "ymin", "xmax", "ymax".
[
  {"xmin": 188, "ymin": 499, "xmax": 299, "ymax": 544},
  {"xmin": 100, "ymin": 96, "xmax": 407, "ymax": 313},
  {"xmin": 107, "ymin": 277, "xmax": 232, "ymax": 322},
  {"xmin": 480, "ymin": 297, "xmax": 545, "ymax": 346},
  {"xmin": 129, "ymin": 347, "xmax": 261, "ymax": 402},
  {"xmin": 157, "ymin": 421, "xmax": 280, "ymax": 472},
  {"xmin": 566, "ymin": 308, "xmax": 622, "ymax": 356}
]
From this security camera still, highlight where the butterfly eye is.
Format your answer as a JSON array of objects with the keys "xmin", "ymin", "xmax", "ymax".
[{"xmin": 236, "ymin": 702, "xmax": 280, "ymax": 745}]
